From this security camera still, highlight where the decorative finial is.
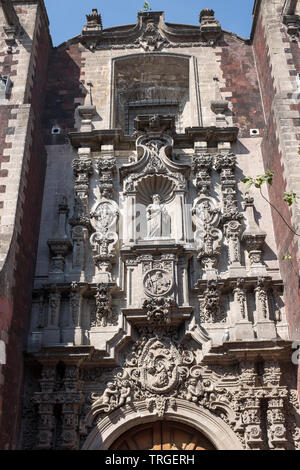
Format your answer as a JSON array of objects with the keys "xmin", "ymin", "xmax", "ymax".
[
  {"xmin": 199, "ymin": 9, "xmax": 215, "ymax": 23},
  {"xmin": 86, "ymin": 9, "xmax": 102, "ymax": 28}
]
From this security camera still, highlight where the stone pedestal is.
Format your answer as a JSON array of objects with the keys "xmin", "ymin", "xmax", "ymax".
[
  {"xmin": 42, "ymin": 328, "xmax": 60, "ymax": 345},
  {"xmin": 255, "ymin": 321, "xmax": 277, "ymax": 339},
  {"xmin": 89, "ymin": 327, "xmax": 120, "ymax": 351},
  {"xmin": 234, "ymin": 321, "xmax": 255, "ymax": 341}
]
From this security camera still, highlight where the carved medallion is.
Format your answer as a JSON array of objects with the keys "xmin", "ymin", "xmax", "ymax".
[
  {"xmin": 138, "ymin": 337, "xmax": 180, "ymax": 394},
  {"xmin": 90, "ymin": 200, "xmax": 118, "ymax": 232},
  {"xmin": 143, "ymin": 269, "xmax": 173, "ymax": 297},
  {"xmin": 192, "ymin": 196, "xmax": 220, "ymax": 229}
]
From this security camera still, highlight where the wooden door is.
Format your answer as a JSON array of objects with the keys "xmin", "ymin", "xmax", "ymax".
[{"xmin": 110, "ymin": 421, "xmax": 215, "ymax": 450}]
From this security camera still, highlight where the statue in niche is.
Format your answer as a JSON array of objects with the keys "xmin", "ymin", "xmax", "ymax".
[{"xmin": 146, "ymin": 194, "xmax": 171, "ymax": 239}]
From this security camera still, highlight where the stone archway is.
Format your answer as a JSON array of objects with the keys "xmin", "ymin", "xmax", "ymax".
[{"xmin": 82, "ymin": 399, "xmax": 243, "ymax": 450}]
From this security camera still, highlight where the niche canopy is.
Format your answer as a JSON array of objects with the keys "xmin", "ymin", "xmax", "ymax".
[{"xmin": 120, "ymin": 115, "xmax": 190, "ymax": 201}]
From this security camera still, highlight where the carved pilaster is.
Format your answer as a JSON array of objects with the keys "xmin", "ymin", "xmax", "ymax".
[
  {"xmin": 214, "ymin": 147, "xmax": 244, "ymax": 275},
  {"xmin": 233, "ymin": 279, "xmax": 254, "ymax": 340},
  {"xmin": 90, "ymin": 283, "xmax": 117, "ymax": 327},
  {"xmin": 214, "ymin": 151, "xmax": 237, "ymax": 191},
  {"xmin": 267, "ymin": 397, "xmax": 288, "ymax": 449},
  {"xmin": 60, "ymin": 366, "xmax": 82, "ymax": 449},
  {"xmin": 89, "ymin": 151, "xmax": 119, "ymax": 282},
  {"xmin": 239, "ymin": 361, "xmax": 256, "ymax": 388},
  {"xmin": 48, "ymin": 288, "xmax": 61, "ymax": 328},
  {"xmin": 255, "ymin": 278, "xmax": 268, "ymax": 319},
  {"xmin": 262, "ymin": 361, "xmax": 281, "ymax": 388},
  {"xmin": 254, "ymin": 277, "xmax": 277, "ymax": 340},
  {"xmin": 71, "ymin": 148, "xmax": 93, "ymax": 227},
  {"xmin": 192, "ymin": 143, "xmax": 212, "ymax": 196},
  {"xmin": 34, "ymin": 365, "xmax": 56, "ymax": 450},
  {"xmin": 97, "ymin": 151, "xmax": 116, "ymax": 199},
  {"xmin": 69, "ymin": 282, "xmax": 81, "ymax": 327},
  {"xmin": 71, "ymin": 225, "xmax": 88, "ymax": 273},
  {"xmin": 242, "ymin": 395, "xmax": 264, "ymax": 450},
  {"xmin": 224, "ymin": 220, "xmax": 242, "ymax": 265}
]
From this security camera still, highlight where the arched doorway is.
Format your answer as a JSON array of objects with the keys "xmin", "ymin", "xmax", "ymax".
[
  {"xmin": 109, "ymin": 421, "xmax": 216, "ymax": 450},
  {"xmin": 82, "ymin": 399, "xmax": 243, "ymax": 450}
]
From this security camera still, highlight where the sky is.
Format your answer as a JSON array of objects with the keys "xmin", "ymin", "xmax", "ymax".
[{"xmin": 44, "ymin": 0, "xmax": 255, "ymax": 46}]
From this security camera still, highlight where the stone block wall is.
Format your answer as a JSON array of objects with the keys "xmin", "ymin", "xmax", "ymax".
[{"xmin": 0, "ymin": 0, "xmax": 51, "ymax": 449}]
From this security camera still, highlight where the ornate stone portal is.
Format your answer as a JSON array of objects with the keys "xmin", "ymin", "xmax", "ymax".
[{"xmin": 23, "ymin": 73, "xmax": 299, "ymax": 450}]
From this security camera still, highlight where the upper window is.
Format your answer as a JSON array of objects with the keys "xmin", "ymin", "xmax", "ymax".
[{"xmin": 113, "ymin": 54, "xmax": 189, "ymax": 134}]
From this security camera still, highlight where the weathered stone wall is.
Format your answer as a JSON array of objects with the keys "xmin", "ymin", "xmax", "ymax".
[{"xmin": 0, "ymin": 0, "xmax": 51, "ymax": 449}]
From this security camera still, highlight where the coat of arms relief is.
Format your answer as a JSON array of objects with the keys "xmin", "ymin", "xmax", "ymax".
[{"xmin": 89, "ymin": 329, "xmax": 225, "ymax": 420}]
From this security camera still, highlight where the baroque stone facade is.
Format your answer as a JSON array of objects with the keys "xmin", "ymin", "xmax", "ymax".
[{"xmin": 0, "ymin": 0, "xmax": 300, "ymax": 450}]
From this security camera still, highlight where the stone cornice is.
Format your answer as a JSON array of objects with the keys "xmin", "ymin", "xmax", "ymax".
[{"xmin": 69, "ymin": 126, "xmax": 239, "ymax": 150}]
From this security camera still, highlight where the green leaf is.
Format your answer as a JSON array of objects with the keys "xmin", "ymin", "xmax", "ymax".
[{"xmin": 283, "ymin": 191, "xmax": 297, "ymax": 206}]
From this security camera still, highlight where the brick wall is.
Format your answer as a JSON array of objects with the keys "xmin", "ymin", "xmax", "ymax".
[
  {"xmin": 253, "ymin": 12, "xmax": 300, "ymax": 340},
  {"xmin": 218, "ymin": 35, "xmax": 265, "ymax": 138}
]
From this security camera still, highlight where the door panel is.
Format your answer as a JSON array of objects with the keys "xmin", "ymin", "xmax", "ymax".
[{"xmin": 110, "ymin": 421, "xmax": 215, "ymax": 450}]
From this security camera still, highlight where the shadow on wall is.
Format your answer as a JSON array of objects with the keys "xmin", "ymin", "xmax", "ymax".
[{"xmin": 43, "ymin": 46, "xmax": 86, "ymax": 144}]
